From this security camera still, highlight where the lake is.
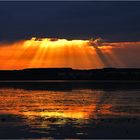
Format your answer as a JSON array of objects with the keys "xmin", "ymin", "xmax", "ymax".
[{"xmin": 0, "ymin": 81, "xmax": 140, "ymax": 139}]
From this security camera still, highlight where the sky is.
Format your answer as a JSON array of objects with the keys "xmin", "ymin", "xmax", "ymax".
[
  {"xmin": 0, "ymin": 1, "xmax": 140, "ymax": 42},
  {"xmin": 0, "ymin": 2, "xmax": 140, "ymax": 70}
]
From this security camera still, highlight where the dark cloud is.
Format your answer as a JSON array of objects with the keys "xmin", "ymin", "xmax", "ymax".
[{"xmin": 0, "ymin": 1, "xmax": 140, "ymax": 42}]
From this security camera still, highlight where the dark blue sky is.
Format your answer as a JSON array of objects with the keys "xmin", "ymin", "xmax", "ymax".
[{"xmin": 0, "ymin": 1, "xmax": 140, "ymax": 42}]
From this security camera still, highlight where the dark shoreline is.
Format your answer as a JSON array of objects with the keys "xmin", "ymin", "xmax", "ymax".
[{"xmin": 0, "ymin": 68, "xmax": 140, "ymax": 80}]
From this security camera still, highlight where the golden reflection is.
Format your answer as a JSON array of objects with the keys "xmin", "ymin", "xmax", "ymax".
[
  {"xmin": 0, "ymin": 89, "xmax": 99, "ymax": 120},
  {"xmin": 0, "ymin": 87, "xmax": 140, "ymax": 131},
  {"xmin": 0, "ymin": 88, "xmax": 106, "ymax": 126},
  {"xmin": 0, "ymin": 87, "xmax": 139, "ymax": 128}
]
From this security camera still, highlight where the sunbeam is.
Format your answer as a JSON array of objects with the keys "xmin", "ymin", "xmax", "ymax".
[{"xmin": 0, "ymin": 37, "xmax": 140, "ymax": 70}]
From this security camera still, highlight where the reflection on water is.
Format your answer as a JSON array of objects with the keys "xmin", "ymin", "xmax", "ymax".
[{"xmin": 0, "ymin": 82, "xmax": 140, "ymax": 138}]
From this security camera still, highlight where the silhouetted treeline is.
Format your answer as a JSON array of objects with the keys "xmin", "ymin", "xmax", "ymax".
[{"xmin": 0, "ymin": 68, "xmax": 140, "ymax": 80}]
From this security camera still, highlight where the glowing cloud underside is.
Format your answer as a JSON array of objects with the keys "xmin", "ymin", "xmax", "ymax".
[{"xmin": 0, "ymin": 37, "xmax": 140, "ymax": 70}]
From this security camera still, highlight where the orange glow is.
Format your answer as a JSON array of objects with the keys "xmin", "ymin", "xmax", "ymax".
[
  {"xmin": 0, "ymin": 88, "xmax": 113, "ymax": 126},
  {"xmin": 0, "ymin": 87, "xmax": 139, "ymax": 129},
  {"xmin": 0, "ymin": 88, "xmax": 105, "ymax": 128},
  {"xmin": 0, "ymin": 37, "xmax": 140, "ymax": 70},
  {"xmin": 0, "ymin": 88, "xmax": 98, "ymax": 120}
]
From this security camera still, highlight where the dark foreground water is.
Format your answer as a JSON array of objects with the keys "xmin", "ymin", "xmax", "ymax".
[{"xmin": 0, "ymin": 81, "xmax": 140, "ymax": 139}]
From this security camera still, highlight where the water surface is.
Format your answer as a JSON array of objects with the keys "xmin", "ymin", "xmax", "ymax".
[{"xmin": 0, "ymin": 81, "xmax": 140, "ymax": 139}]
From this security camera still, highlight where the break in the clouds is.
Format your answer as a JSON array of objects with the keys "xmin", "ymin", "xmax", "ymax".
[
  {"xmin": 0, "ymin": 38, "xmax": 140, "ymax": 70},
  {"xmin": 0, "ymin": 1, "xmax": 140, "ymax": 42}
]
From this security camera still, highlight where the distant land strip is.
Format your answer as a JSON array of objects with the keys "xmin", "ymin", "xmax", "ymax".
[{"xmin": 0, "ymin": 68, "xmax": 140, "ymax": 80}]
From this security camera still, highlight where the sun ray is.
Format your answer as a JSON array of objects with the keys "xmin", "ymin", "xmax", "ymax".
[{"xmin": 0, "ymin": 37, "xmax": 139, "ymax": 70}]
